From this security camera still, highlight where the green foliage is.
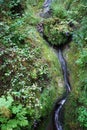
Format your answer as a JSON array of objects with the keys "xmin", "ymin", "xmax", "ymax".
[
  {"xmin": 68, "ymin": 1, "xmax": 87, "ymax": 21},
  {"xmin": 51, "ymin": 2, "xmax": 68, "ymax": 19},
  {"xmin": 0, "ymin": 95, "xmax": 13, "ymax": 108},
  {"xmin": 63, "ymin": 0, "xmax": 73, "ymax": 10},
  {"xmin": 44, "ymin": 0, "xmax": 87, "ymax": 129},
  {"xmin": 43, "ymin": 18, "xmax": 72, "ymax": 46},
  {"xmin": 0, "ymin": 19, "xmax": 26, "ymax": 47},
  {"xmin": 73, "ymin": 17, "xmax": 87, "ymax": 47},
  {"xmin": 0, "ymin": 0, "xmax": 26, "ymax": 19},
  {"xmin": 77, "ymin": 106, "xmax": 87, "ymax": 128},
  {"xmin": 26, "ymin": 0, "xmax": 40, "ymax": 6},
  {"xmin": 76, "ymin": 48, "xmax": 87, "ymax": 68},
  {"xmin": 0, "ymin": 95, "xmax": 28, "ymax": 130},
  {"xmin": 25, "ymin": 4, "xmax": 40, "ymax": 25},
  {"xmin": 64, "ymin": 93, "xmax": 78, "ymax": 130},
  {"xmin": 0, "ymin": 1, "xmax": 64, "ymax": 129},
  {"xmin": 0, "ymin": 15, "xmax": 39, "ymax": 48},
  {"xmin": 64, "ymin": 41, "xmax": 87, "ymax": 130}
]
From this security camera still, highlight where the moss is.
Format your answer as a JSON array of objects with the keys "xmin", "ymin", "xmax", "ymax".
[
  {"xmin": 63, "ymin": 42, "xmax": 86, "ymax": 130},
  {"xmin": 43, "ymin": 18, "xmax": 72, "ymax": 46},
  {"xmin": 0, "ymin": 13, "xmax": 64, "ymax": 129}
]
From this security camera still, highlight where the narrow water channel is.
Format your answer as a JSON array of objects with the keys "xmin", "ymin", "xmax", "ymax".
[
  {"xmin": 36, "ymin": 1, "xmax": 72, "ymax": 129},
  {"xmin": 52, "ymin": 48, "xmax": 71, "ymax": 130}
]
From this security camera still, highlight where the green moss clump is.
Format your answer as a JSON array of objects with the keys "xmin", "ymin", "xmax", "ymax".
[{"xmin": 43, "ymin": 18, "xmax": 72, "ymax": 46}]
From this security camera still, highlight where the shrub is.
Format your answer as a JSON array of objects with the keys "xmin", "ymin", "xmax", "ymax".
[{"xmin": 43, "ymin": 18, "xmax": 72, "ymax": 46}]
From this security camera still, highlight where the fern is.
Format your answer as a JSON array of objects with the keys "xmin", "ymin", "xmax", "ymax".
[{"xmin": 0, "ymin": 95, "xmax": 28, "ymax": 130}]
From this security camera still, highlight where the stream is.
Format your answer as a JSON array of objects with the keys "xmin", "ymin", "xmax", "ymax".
[
  {"xmin": 36, "ymin": 34, "xmax": 71, "ymax": 130},
  {"xmin": 36, "ymin": 1, "xmax": 72, "ymax": 130},
  {"xmin": 53, "ymin": 48, "xmax": 71, "ymax": 130}
]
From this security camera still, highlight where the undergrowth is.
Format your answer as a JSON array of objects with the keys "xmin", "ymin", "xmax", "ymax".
[{"xmin": 0, "ymin": 1, "xmax": 63, "ymax": 129}]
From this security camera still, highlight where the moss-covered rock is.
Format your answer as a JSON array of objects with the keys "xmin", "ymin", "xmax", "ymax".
[{"xmin": 43, "ymin": 18, "xmax": 72, "ymax": 46}]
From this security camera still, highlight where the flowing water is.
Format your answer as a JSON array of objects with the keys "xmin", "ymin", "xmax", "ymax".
[
  {"xmin": 43, "ymin": 0, "xmax": 52, "ymax": 13},
  {"xmin": 36, "ymin": 1, "xmax": 72, "ymax": 129},
  {"xmin": 53, "ymin": 48, "xmax": 71, "ymax": 130}
]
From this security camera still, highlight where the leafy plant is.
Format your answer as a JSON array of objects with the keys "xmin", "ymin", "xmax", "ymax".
[
  {"xmin": 0, "ymin": 95, "xmax": 28, "ymax": 130},
  {"xmin": 43, "ymin": 18, "xmax": 72, "ymax": 46},
  {"xmin": 76, "ymin": 48, "xmax": 87, "ymax": 68},
  {"xmin": 0, "ymin": 1, "xmax": 65, "ymax": 130},
  {"xmin": 73, "ymin": 17, "xmax": 87, "ymax": 47},
  {"xmin": 77, "ymin": 106, "xmax": 87, "ymax": 128},
  {"xmin": 51, "ymin": 2, "xmax": 68, "ymax": 19},
  {"xmin": 0, "ymin": 0, "xmax": 26, "ymax": 19}
]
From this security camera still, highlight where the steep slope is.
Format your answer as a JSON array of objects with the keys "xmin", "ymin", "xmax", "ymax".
[
  {"xmin": 0, "ymin": 1, "xmax": 64, "ymax": 130},
  {"xmin": 42, "ymin": 0, "xmax": 87, "ymax": 130}
]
